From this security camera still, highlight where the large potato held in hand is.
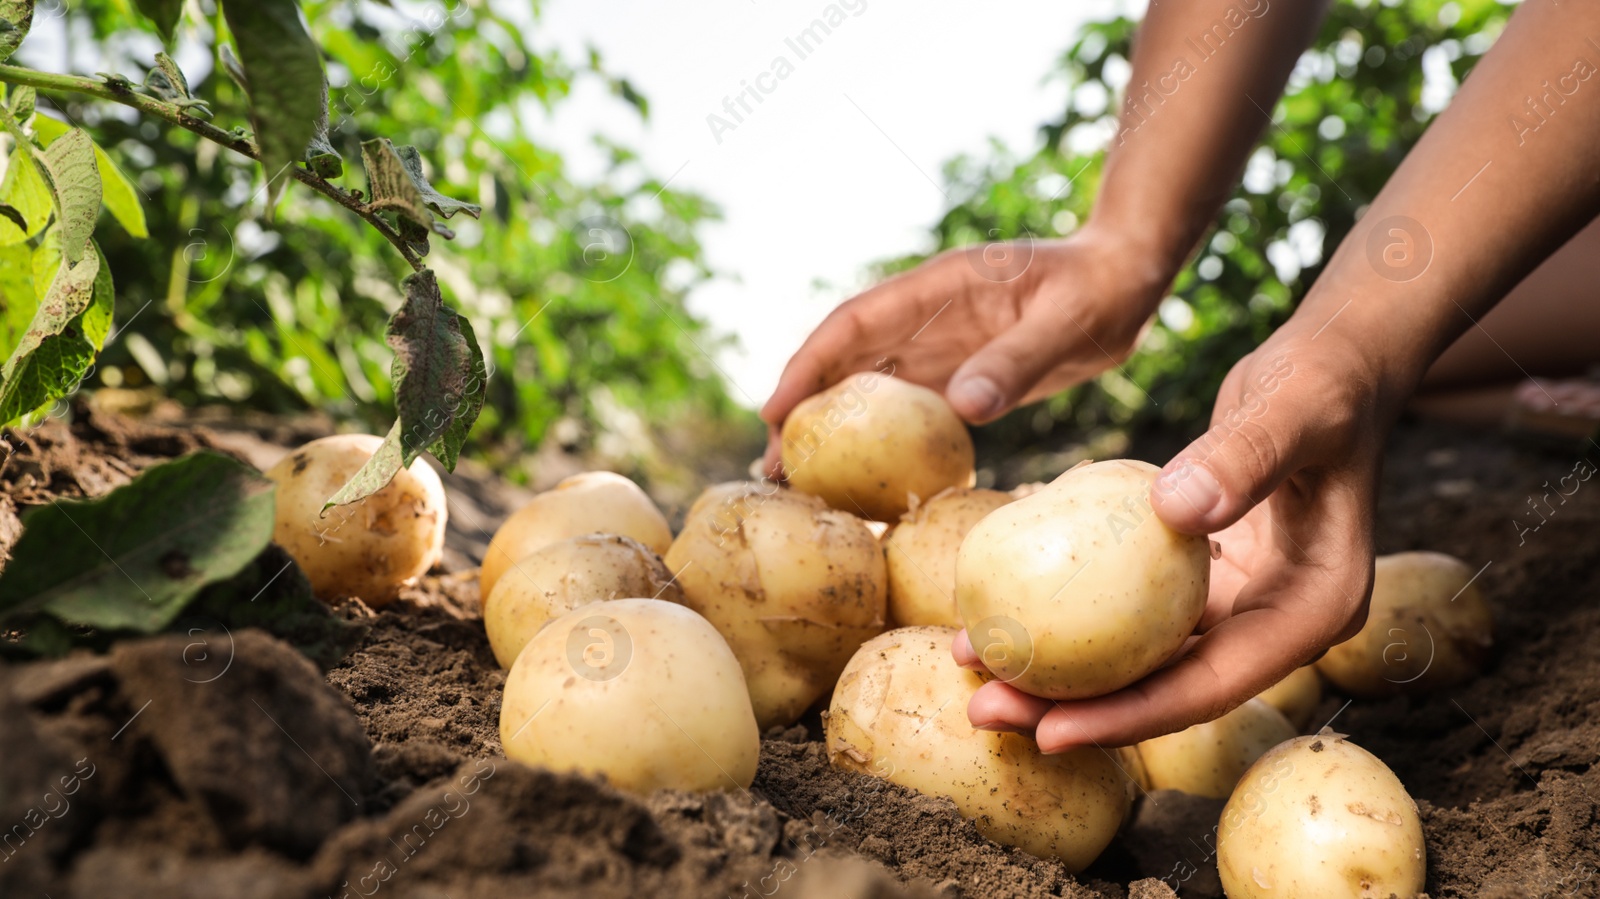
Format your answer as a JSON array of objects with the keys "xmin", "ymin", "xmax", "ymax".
[
  {"xmin": 825, "ymin": 627, "xmax": 1131, "ymax": 871},
  {"xmin": 1217, "ymin": 732, "xmax": 1425, "ymax": 899},
  {"xmin": 499, "ymin": 598, "xmax": 759, "ymax": 793},
  {"xmin": 480, "ymin": 471, "xmax": 671, "ymax": 606},
  {"xmin": 1128, "ymin": 699, "xmax": 1298, "ymax": 799},
  {"xmin": 665, "ymin": 482, "xmax": 887, "ymax": 729},
  {"xmin": 885, "ymin": 487, "xmax": 1013, "ymax": 628},
  {"xmin": 265, "ymin": 434, "xmax": 446, "ymax": 606},
  {"xmin": 484, "ymin": 534, "xmax": 683, "ymax": 669},
  {"xmin": 956, "ymin": 459, "xmax": 1209, "ymax": 699},
  {"xmin": 781, "ymin": 372, "xmax": 975, "ymax": 522},
  {"xmin": 1315, "ymin": 551, "xmax": 1493, "ymax": 697}
]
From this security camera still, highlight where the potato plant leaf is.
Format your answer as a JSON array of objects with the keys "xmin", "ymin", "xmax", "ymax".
[
  {"xmin": 360, "ymin": 137, "xmax": 430, "ymax": 227},
  {"xmin": 32, "ymin": 127, "xmax": 99, "ymax": 265},
  {"xmin": 32, "ymin": 116, "xmax": 151, "ymax": 241},
  {"xmin": 394, "ymin": 145, "xmax": 481, "ymax": 220},
  {"xmin": 426, "ymin": 312, "xmax": 485, "ymax": 471},
  {"xmin": 324, "ymin": 270, "xmax": 471, "ymax": 507},
  {"xmin": 304, "ymin": 88, "xmax": 342, "ymax": 179},
  {"xmin": 0, "ymin": 146, "xmax": 50, "ymax": 245},
  {"xmin": 0, "ymin": 0, "xmax": 32, "ymax": 63},
  {"xmin": 145, "ymin": 51, "xmax": 190, "ymax": 101},
  {"xmin": 0, "ymin": 202, "xmax": 23, "ymax": 231},
  {"xmin": 0, "ymin": 452, "xmax": 277, "ymax": 632},
  {"xmin": 0, "ymin": 240, "xmax": 112, "ymax": 423},
  {"xmin": 0, "ymin": 241, "xmax": 33, "ymax": 355},
  {"xmin": 221, "ymin": 0, "xmax": 325, "ymax": 206},
  {"xmin": 133, "ymin": 0, "xmax": 183, "ymax": 44},
  {"xmin": 7, "ymin": 83, "xmax": 33, "ymax": 121}
]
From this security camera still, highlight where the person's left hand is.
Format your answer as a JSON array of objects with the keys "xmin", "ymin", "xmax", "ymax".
[{"xmin": 954, "ymin": 327, "xmax": 1396, "ymax": 750}]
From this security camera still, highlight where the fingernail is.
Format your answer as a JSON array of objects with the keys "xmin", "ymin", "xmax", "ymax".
[
  {"xmin": 974, "ymin": 722, "xmax": 1023, "ymax": 734},
  {"xmin": 1154, "ymin": 462, "xmax": 1221, "ymax": 516},
  {"xmin": 948, "ymin": 376, "xmax": 1005, "ymax": 420}
]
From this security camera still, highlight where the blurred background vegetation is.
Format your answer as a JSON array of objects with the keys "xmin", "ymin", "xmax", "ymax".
[{"xmin": 21, "ymin": 0, "xmax": 1512, "ymax": 487}]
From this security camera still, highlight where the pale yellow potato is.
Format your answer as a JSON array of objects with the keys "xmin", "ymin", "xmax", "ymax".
[
  {"xmin": 265, "ymin": 434, "xmax": 446, "ymax": 606},
  {"xmin": 480, "ymin": 471, "xmax": 671, "ymax": 606},
  {"xmin": 1316, "ymin": 551, "xmax": 1494, "ymax": 697},
  {"xmin": 483, "ymin": 534, "xmax": 684, "ymax": 669},
  {"xmin": 884, "ymin": 487, "xmax": 1013, "ymax": 627},
  {"xmin": 1256, "ymin": 666, "xmax": 1324, "ymax": 730},
  {"xmin": 825, "ymin": 627, "xmax": 1130, "ymax": 871},
  {"xmin": 781, "ymin": 372, "xmax": 975, "ymax": 522},
  {"xmin": 955, "ymin": 459, "xmax": 1209, "ymax": 699},
  {"xmin": 1217, "ymin": 732, "xmax": 1425, "ymax": 899},
  {"xmin": 1130, "ymin": 699, "xmax": 1297, "ymax": 799},
  {"xmin": 665, "ymin": 482, "xmax": 887, "ymax": 729},
  {"xmin": 499, "ymin": 598, "xmax": 759, "ymax": 793}
]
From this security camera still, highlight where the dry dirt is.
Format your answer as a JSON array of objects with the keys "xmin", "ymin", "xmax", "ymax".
[{"xmin": 0, "ymin": 407, "xmax": 1596, "ymax": 898}]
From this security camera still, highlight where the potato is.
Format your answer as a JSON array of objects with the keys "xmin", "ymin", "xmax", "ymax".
[
  {"xmin": 781, "ymin": 372, "xmax": 975, "ymax": 522},
  {"xmin": 955, "ymin": 459, "xmax": 1209, "ymax": 699},
  {"xmin": 1316, "ymin": 551, "xmax": 1493, "ymax": 697},
  {"xmin": 484, "ymin": 534, "xmax": 683, "ymax": 669},
  {"xmin": 480, "ymin": 471, "xmax": 671, "ymax": 606},
  {"xmin": 1256, "ymin": 666, "xmax": 1323, "ymax": 730},
  {"xmin": 825, "ymin": 627, "xmax": 1130, "ymax": 871},
  {"xmin": 265, "ymin": 434, "xmax": 447, "ymax": 606},
  {"xmin": 665, "ymin": 482, "xmax": 887, "ymax": 729},
  {"xmin": 499, "ymin": 598, "xmax": 759, "ymax": 793},
  {"xmin": 884, "ymin": 487, "xmax": 1013, "ymax": 627},
  {"xmin": 1128, "ymin": 699, "xmax": 1297, "ymax": 799},
  {"xmin": 1217, "ymin": 732, "xmax": 1425, "ymax": 898}
]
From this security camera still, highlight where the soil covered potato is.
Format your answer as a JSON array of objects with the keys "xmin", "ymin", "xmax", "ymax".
[
  {"xmin": 1127, "ymin": 699, "xmax": 1298, "ymax": 799},
  {"xmin": 665, "ymin": 482, "xmax": 887, "ymax": 729},
  {"xmin": 884, "ymin": 487, "xmax": 1013, "ymax": 627},
  {"xmin": 499, "ymin": 598, "xmax": 759, "ymax": 793},
  {"xmin": 956, "ymin": 459, "xmax": 1209, "ymax": 699},
  {"xmin": 483, "ymin": 534, "xmax": 683, "ymax": 669},
  {"xmin": 825, "ymin": 627, "xmax": 1131, "ymax": 872},
  {"xmin": 781, "ymin": 372, "xmax": 975, "ymax": 522},
  {"xmin": 1256, "ymin": 666, "xmax": 1324, "ymax": 730},
  {"xmin": 1316, "ymin": 550, "xmax": 1494, "ymax": 697},
  {"xmin": 480, "ymin": 471, "xmax": 671, "ymax": 605},
  {"xmin": 1217, "ymin": 732, "xmax": 1425, "ymax": 898},
  {"xmin": 265, "ymin": 433, "xmax": 447, "ymax": 606}
]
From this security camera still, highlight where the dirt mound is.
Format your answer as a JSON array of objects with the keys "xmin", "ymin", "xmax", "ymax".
[{"xmin": 0, "ymin": 410, "xmax": 1597, "ymax": 897}]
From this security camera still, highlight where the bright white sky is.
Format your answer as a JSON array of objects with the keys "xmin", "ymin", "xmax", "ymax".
[{"xmin": 534, "ymin": 0, "xmax": 1137, "ymax": 407}]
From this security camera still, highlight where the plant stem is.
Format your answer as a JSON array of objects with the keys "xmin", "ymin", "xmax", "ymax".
[{"xmin": 0, "ymin": 63, "xmax": 424, "ymax": 271}]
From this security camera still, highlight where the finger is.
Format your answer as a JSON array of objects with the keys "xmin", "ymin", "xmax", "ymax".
[
  {"xmin": 945, "ymin": 307, "xmax": 1073, "ymax": 424},
  {"xmin": 1029, "ymin": 560, "xmax": 1361, "ymax": 752},
  {"xmin": 952, "ymin": 629, "xmax": 984, "ymax": 670},
  {"xmin": 759, "ymin": 305, "xmax": 862, "ymax": 431},
  {"xmin": 967, "ymin": 679, "xmax": 1057, "ymax": 733},
  {"xmin": 760, "ymin": 424, "xmax": 784, "ymax": 481}
]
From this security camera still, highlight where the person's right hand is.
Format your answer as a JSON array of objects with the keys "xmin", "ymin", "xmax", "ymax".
[{"xmin": 759, "ymin": 226, "xmax": 1173, "ymax": 475}]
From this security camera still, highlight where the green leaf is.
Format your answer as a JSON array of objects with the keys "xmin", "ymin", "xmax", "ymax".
[
  {"xmin": 304, "ymin": 88, "xmax": 342, "ymax": 179},
  {"xmin": 145, "ymin": 51, "xmax": 191, "ymax": 101},
  {"xmin": 0, "ymin": 202, "xmax": 22, "ymax": 231},
  {"xmin": 218, "ymin": 42, "xmax": 248, "ymax": 92},
  {"xmin": 92, "ymin": 143, "xmax": 147, "ymax": 238},
  {"xmin": 324, "ymin": 270, "xmax": 469, "ymax": 508},
  {"xmin": 32, "ymin": 128, "xmax": 100, "ymax": 266},
  {"xmin": 222, "ymin": 0, "xmax": 326, "ymax": 205},
  {"xmin": 0, "ymin": 241, "xmax": 33, "ymax": 357},
  {"xmin": 0, "ymin": 146, "xmax": 50, "ymax": 245},
  {"xmin": 0, "ymin": 240, "xmax": 108, "ymax": 423},
  {"xmin": 394, "ymin": 144, "xmax": 480, "ymax": 219},
  {"xmin": 0, "ymin": 0, "xmax": 32, "ymax": 63},
  {"xmin": 6, "ymin": 83, "xmax": 33, "ymax": 121},
  {"xmin": 0, "ymin": 452, "xmax": 277, "ymax": 632},
  {"xmin": 133, "ymin": 0, "xmax": 184, "ymax": 44},
  {"xmin": 425, "ymin": 312, "xmax": 485, "ymax": 471},
  {"xmin": 360, "ymin": 137, "xmax": 430, "ymax": 226}
]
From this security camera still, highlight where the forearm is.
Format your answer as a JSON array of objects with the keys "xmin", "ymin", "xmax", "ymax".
[
  {"xmin": 1294, "ymin": 0, "xmax": 1600, "ymax": 402},
  {"xmin": 1089, "ymin": 0, "xmax": 1331, "ymax": 281}
]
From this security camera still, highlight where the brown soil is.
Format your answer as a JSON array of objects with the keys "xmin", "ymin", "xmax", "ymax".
[{"xmin": 0, "ymin": 407, "xmax": 1597, "ymax": 898}]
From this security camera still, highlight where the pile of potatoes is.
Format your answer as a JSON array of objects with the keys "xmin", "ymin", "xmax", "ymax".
[{"xmin": 260, "ymin": 378, "xmax": 1494, "ymax": 894}]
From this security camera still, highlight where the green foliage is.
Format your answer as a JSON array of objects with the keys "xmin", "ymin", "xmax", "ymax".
[
  {"xmin": 889, "ymin": 0, "xmax": 1510, "ymax": 443},
  {"xmin": 220, "ymin": 0, "xmax": 327, "ymax": 205}
]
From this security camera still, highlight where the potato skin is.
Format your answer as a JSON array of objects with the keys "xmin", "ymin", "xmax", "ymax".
[
  {"xmin": 1131, "ymin": 699, "xmax": 1298, "ymax": 799},
  {"xmin": 480, "ymin": 471, "xmax": 671, "ymax": 606},
  {"xmin": 884, "ymin": 488, "xmax": 1013, "ymax": 628},
  {"xmin": 499, "ymin": 598, "xmax": 759, "ymax": 793},
  {"xmin": 1315, "ymin": 551, "xmax": 1494, "ymax": 697},
  {"xmin": 665, "ymin": 482, "xmax": 887, "ymax": 729},
  {"xmin": 825, "ymin": 627, "xmax": 1130, "ymax": 871},
  {"xmin": 1255, "ymin": 666, "xmax": 1323, "ymax": 730},
  {"xmin": 265, "ymin": 434, "xmax": 446, "ymax": 606},
  {"xmin": 484, "ymin": 534, "xmax": 683, "ymax": 669},
  {"xmin": 956, "ymin": 459, "xmax": 1209, "ymax": 699},
  {"xmin": 781, "ymin": 373, "xmax": 975, "ymax": 522},
  {"xmin": 1217, "ymin": 732, "xmax": 1425, "ymax": 899}
]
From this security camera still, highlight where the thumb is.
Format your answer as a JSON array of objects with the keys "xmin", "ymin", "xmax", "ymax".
[
  {"xmin": 1150, "ymin": 400, "xmax": 1309, "ymax": 535},
  {"xmin": 945, "ymin": 309, "xmax": 1072, "ymax": 423}
]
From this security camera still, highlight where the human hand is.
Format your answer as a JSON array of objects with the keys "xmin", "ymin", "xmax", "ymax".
[
  {"xmin": 759, "ymin": 227, "xmax": 1171, "ymax": 475},
  {"xmin": 954, "ymin": 326, "xmax": 1397, "ymax": 750}
]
